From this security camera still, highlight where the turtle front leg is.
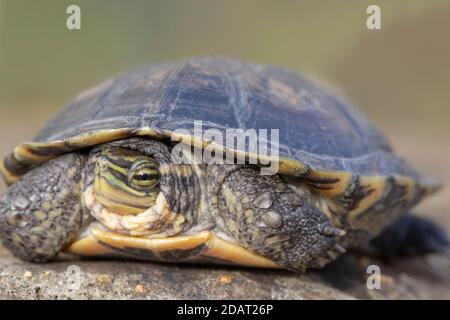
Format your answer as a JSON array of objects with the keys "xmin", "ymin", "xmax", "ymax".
[
  {"xmin": 207, "ymin": 165, "xmax": 346, "ymax": 271},
  {"xmin": 0, "ymin": 153, "xmax": 87, "ymax": 262}
]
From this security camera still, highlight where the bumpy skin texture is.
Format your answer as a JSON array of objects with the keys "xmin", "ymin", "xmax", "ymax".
[
  {"xmin": 0, "ymin": 139, "xmax": 345, "ymax": 270},
  {"xmin": 0, "ymin": 140, "xmax": 447, "ymax": 270},
  {"xmin": 0, "ymin": 154, "xmax": 86, "ymax": 262},
  {"xmin": 0, "ymin": 138, "xmax": 203, "ymax": 262},
  {"xmin": 207, "ymin": 165, "xmax": 345, "ymax": 271}
]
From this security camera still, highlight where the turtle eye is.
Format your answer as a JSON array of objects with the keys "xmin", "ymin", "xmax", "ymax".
[{"xmin": 128, "ymin": 159, "xmax": 160, "ymax": 191}]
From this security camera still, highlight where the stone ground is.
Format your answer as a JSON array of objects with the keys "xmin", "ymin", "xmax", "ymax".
[{"xmin": 1, "ymin": 245, "xmax": 449, "ymax": 299}]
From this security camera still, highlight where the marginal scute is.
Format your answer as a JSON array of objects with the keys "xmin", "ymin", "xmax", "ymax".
[
  {"xmin": 344, "ymin": 175, "xmax": 423, "ymax": 234},
  {"xmin": 1, "ymin": 127, "xmax": 435, "ymax": 199},
  {"xmin": 347, "ymin": 176, "xmax": 387, "ymax": 222}
]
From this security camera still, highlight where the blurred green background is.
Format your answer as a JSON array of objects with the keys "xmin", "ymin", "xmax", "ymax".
[{"xmin": 0, "ymin": 0, "xmax": 449, "ymax": 224}]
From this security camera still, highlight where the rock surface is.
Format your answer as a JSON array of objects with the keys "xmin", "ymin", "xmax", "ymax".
[{"xmin": 1, "ymin": 244, "xmax": 449, "ymax": 300}]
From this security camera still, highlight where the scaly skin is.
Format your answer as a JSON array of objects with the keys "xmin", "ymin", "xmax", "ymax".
[
  {"xmin": 0, "ymin": 153, "xmax": 86, "ymax": 261},
  {"xmin": 2, "ymin": 137, "xmax": 447, "ymax": 271},
  {"xmin": 206, "ymin": 164, "xmax": 346, "ymax": 271},
  {"xmin": 0, "ymin": 138, "xmax": 346, "ymax": 271}
]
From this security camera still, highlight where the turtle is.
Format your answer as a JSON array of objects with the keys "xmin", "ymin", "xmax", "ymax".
[{"xmin": 0, "ymin": 57, "xmax": 448, "ymax": 272}]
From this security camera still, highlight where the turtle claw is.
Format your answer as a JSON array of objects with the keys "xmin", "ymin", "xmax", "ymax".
[
  {"xmin": 320, "ymin": 224, "xmax": 346, "ymax": 237},
  {"xmin": 326, "ymin": 243, "xmax": 346, "ymax": 260},
  {"xmin": 305, "ymin": 224, "xmax": 347, "ymax": 270},
  {"xmin": 308, "ymin": 242, "xmax": 346, "ymax": 269},
  {"xmin": 333, "ymin": 243, "xmax": 346, "ymax": 254}
]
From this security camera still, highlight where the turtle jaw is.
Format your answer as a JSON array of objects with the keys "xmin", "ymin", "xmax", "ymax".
[{"xmin": 82, "ymin": 185, "xmax": 186, "ymax": 237}]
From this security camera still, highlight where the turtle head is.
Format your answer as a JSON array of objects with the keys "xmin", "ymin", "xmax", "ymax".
[
  {"xmin": 82, "ymin": 139, "xmax": 200, "ymax": 238},
  {"xmin": 93, "ymin": 146, "xmax": 160, "ymax": 215}
]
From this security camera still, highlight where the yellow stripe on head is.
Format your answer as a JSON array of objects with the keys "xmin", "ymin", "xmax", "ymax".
[{"xmin": 94, "ymin": 147, "xmax": 160, "ymax": 215}]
